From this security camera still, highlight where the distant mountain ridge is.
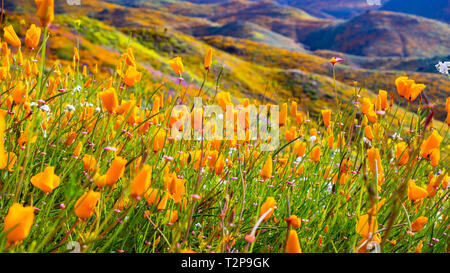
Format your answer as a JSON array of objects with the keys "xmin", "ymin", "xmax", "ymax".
[{"xmin": 303, "ymin": 11, "xmax": 450, "ymax": 58}]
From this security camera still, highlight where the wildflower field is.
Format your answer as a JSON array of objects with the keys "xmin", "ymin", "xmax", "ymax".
[{"xmin": 0, "ymin": 1, "xmax": 449, "ymax": 254}]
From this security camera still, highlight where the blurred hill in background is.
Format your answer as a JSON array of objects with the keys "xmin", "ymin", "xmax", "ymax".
[{"xmin": 3, "ymin": 0, "xmax": 449, "ymax": 120}]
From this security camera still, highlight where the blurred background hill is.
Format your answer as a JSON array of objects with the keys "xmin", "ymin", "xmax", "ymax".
[{"xmin": 3, "ymin": 0, "xmax": 449, "ymax": 120}]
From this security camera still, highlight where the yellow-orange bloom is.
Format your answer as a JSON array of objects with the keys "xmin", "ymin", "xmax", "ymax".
[
  {"xmin": 411, "ymin": 216, "xmax": 428, "ymax": 232},
  {"xmin": 259, "ymin": 197, "xmax": 276, "ymax": 221},
  {"xmin": 123, "ymin": 65, "xmax": 142, "ymax": 87},
  {"xmin": 105, "ymin": 156, "xmax": 127, "ymax": 186},
  {"xmin": 285, "ymin": 230, "xmax": 302, "ymax": 253},
  {"xmin": 130, "ymin": 164, "xmax": 152, "ymax": 199},
  {"xmin": 408, "ymin": 180, "xmax": 428, "ymax": 202},
  {"xmin": 30, "ymin": 166, "xmax": 60, "ymax": 193},
  {"xmin": 74, "ymin": 190, "xmax": 101, "ymax": 219},
  {"xmin": 260, "ymin": 155, "xmax": 273, "ymax": 180},
  {"xmin": 217, "ymin": 91, "xmax": 232, "ymax": 112},
  {"xmin": 356, "ymin": 214, "xmax": 378, "ymax": 238},
  {"xmin": 3, "ymin": 25, "xmax": 21, "ymax": 48},
  {"xmin": 12, "ymin": 82, "xmax": 27, "ymax": 105},
  {"xmin": 99, "ymin": 88, "xmax": 118, "ymax": 113},
  {"xmin": 169, "ymin": 56, "xmax": 184, "ymax": 76},
  {"xmin": 321, "ymin": 109, "xmax": 331, "ymax": 128},
  {"xmin": 420, "ymin": 130, "xmax": 442, "ymax": 167},
  {"xmin": 3, "ymin": 203, "xmax": 35, "ymax": 244},
  {"xmin": 35, "ymin": 0, "xmax": 54, "ymax": 26},
  {"xmin": 145, "ymin": 188, "xmax": 169, "ymax": 210},
  {"xmin": 25, "ymin": 24, "xmax": 41, "ymax": 50},
  {"xmin": 82, "ymin": 154, "xmax": 97, "ymax": 172},
  {"xmin": 286, "ymin": 215, "xmax": 301, "ymax": 229},
  {"xmin": 395, "ymin": 76, "xmax": 426, "ymax": 102},
  {"xmin": 164, "ymin": 172, "xmax": 186, "ymax": 204}
]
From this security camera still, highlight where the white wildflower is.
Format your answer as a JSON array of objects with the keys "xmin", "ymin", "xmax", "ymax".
[{"xmin": 436, "ymin": 61, "xmax": 450, "ymax": 75}]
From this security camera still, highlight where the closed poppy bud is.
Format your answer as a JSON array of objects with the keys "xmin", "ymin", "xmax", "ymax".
[
  {"xmin": 364, "ymin": 126, "xmax": 374, "ymax": 141},
  {"xmin": 293, "ymin": 141, "xmax": 306, "ymax": 157},
  {"xmin": 408, "ymin": 180, "xmax": 428, "ymax": 202},
  {"xmin": 321, "ymin": 109, "xmax": 331, "ymax": 128},
  {"xmin": 396, "ymin": 142, "xmax": 409, "ymax": 166},
  {"xmin": 25, "ymin": 24, "xmax": 41, "ymax": 50},
  {"xmin": 295, "ymin": 164, "xmax": 304, "ymax": 176},
  {"xmin": 414, "ymin": 240, "xmax": 423, "ymax": 253},
  {"xmin": 73, "ymin": 141, "xmax": 83, "ymax": 157},
  {"xmin": 153, "ymin": 130, "xmax": 166, "ymax": 153},
  {"xmin": 367, "ymin": 147, "xmax": 383, "ymax": 177},
  {"xmin": 260, "ymin": 155, "xmax": 273, "ymax": 180},
  {"xmin": 130, "ymin": 164, "xmax": 152, "ymax": 199},
  {"xmin": 377, "ymin": 89, "xmax": 388, "ymax": 111},
  {"xmin": 3, "ymin": 203, "xmax": 35, "ymax": 244},
  {"xmin": 215, "ymin": 156, "xmax": 225, "ymax": 175},
  {"xmin": 125, "ymin": 47, "xmax": 136, "ymax": 66},
  {"xmin": 105, "ymin": 156, "xmax": 127, "ymax": 186},
  {"xmin": 286, "ymin": 230, "xmax": 302, "ymax": 253},
  {"xmin": 295, "ymin": 112, "xmax": 303, "ymax": 125},
  {"xmin": 3, "ymin": 25, "xmax": 21, "ymax": 48},
  {"xmin": 279, "ymin": 103, "xmax": 287, "ymax": 126},
  {"xmin": 287, "ymin": 215, "xmax": 301, "ymax": 229},
  {"xmin": 169, "ymin": 56, "xmax": 184, "ymax": 76},
  {"xmin": 327, "ymin": 135, "xmax": 334, "ymax": 149},
  {"xmin": 260, "ymin": 197, "xmax": 276, "ymax": 221},
  {"xmin": 74, "ymin": 190, "xmax": 101, "ymax": 219},
  {"xmin": 30, "ymin": 166, "xmax": 60, "ymax": 193},
  {"xmin": 311, "ymin": 146, "xmax": 320, "ymax": 163},
  {"xmin": 411, "ymin": 216, "xmax": 428, "ymax": 232},
  {"xmin": 82, "ymin": 154, "xmax": 97, "ymax": 172},
  {"xmin": 99, "ymin": 88, "xmax": 118, "ymax": 114},
  {"xmin": 35, "ymin": 0, "xmax": 54, "ymax": 26},
  {"xmin": 290, "ymin": 101, "xmax": 297, "ymax": 116},
  {"xmin": 166, "ymin": 210, "xmax": 178, "ymax": 224},
  {"xmin": 123, "ymin": 65, "xmax": 142, "ymax": 87},
  {"xmin": 204, "ymin": 48, "xmax": 213, "ymax": 70}
]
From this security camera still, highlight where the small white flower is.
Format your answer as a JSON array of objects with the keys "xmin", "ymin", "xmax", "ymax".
[
  {"xmin": 310, "ymin": 135, "xmax": 317, "ymax": 143},
  {"xmin": 436, "ymin": 61, "xmax": 450, "ymax": 75},
  {"xmin": 95, "ymin": 107, "xmax": 101, "ymax": 112},
  {"xmin": 74, "ymin": 85, "xmax": 82, "ymax": 92},
  {"xmin": 65, "ymin": 104, "xmax": 76, "ymax": 112},
  {"xmin": 30, "ymin": 102, "xmax": 38, "ymax": 107},
  {"xmin": 39, "ymin": 105, "xmax": 50, "ymax": 112}
]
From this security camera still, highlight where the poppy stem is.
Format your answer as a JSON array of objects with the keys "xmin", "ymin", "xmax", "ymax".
[{"xmin": 59, "ymin": 217, "xmax": 79, "ymax": 248}]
